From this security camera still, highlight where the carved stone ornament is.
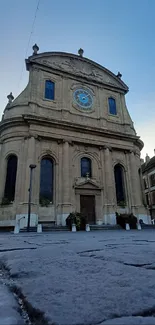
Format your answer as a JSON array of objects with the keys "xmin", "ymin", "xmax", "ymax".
[
  {"xmin": 40, "ymin": 56, "xmax": 123, "ymax": 87},
  {"xmin": 78, "ymin": 48, "xmax": 84, "ymax": 57},
  {"xmin": 103, "ymin": 145, "xmax": 112, "ymax": 151},
  {"xmin": 32, "ymin": 44, "xmax": 39, "ymax": 55},
  {"xmin": 7, "ymin": 92, "xmax": 14, "ymax": 104}
]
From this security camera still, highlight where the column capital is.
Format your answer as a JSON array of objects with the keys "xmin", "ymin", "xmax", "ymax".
[
  {"xmin": 103, "ymin": 144, "xmax": 112, "ymax": 152},
  {"xmin": 57, "ymin": 139, "xmax": 63, "ymax": 145},
  {"xmin": 68, "ymin": 141, "xmax": 74, "ymax": 146},
  {"xmin": 129, "ymin": 149, "xmax": 136, "ymax": 155},
  {"xmin": 62, "ymin": 139, "xmax": 69, "ymax": 144}
]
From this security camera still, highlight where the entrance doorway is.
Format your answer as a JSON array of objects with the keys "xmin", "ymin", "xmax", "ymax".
[{"xmin": 80, "ymin": 195, "xmax": 95, "ymax": 224}]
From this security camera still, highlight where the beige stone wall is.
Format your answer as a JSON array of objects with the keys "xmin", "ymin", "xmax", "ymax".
[
  {"xmin": 0, "ymin": 51, "xmax": 150, "ymax": 227},
  {"xmin": 0, "ymin": 130, "xmax": 149, "ymax": 226}
]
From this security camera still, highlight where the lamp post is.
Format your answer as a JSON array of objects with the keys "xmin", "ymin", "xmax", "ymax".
[{"xmin": 27, "ymin": 164, "xmax": 36, "ymax": 232}]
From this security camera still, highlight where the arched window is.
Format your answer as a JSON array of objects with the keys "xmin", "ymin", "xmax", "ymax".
[
  {"xmin": 81, "ymin": 157, "xmax": 92, "ymax": 177},
  {"xmin": 108, "ymin": 97, "xmax": 117, "ymax": 115},
  {"xmin": 4, "ymin": 155, "xmax": 18, "ymax": 202},
  {"xmin": 44, "ymin": 80, "xmax": 55, "ymax": 100},
  {"xmin": 40, "ymin": 157, "xmax": 54, "ymax": 202},
  {"xmin": 114, "ymin": 164, "xmax": 125, "ymax": 205}
]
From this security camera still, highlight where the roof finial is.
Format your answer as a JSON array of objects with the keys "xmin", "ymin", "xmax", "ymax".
[
  {"xmin": 7, "ymin": 92, "xmax": 14, "ymax": 104},
  {"xmin": 78, "ymin": 48, "xmax": 84, "ymax": 57},
  {"xmin": 32, "ymin": 43, "xmax": 39, "ymax": 55},
  {"xmin": 117, "ymin": 72, "xmax": 122, "ymax": 79}
]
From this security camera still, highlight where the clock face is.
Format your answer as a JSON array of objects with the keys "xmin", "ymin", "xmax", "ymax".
[{"xmin": 73, "ymin": 88, "xmax": 93, "ymax": 110}]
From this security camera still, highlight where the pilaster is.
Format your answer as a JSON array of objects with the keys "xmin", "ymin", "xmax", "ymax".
[
  {"xmin": 103, "ymin": 145, "xmax": 116, "ymax": 224},
  {"xmin": 0, "ymin": 142, "xmax": 5, "ymax": 203},
  {"xmin": 60, "ymin": 140, "xmax": 72, "ymax": 225}
]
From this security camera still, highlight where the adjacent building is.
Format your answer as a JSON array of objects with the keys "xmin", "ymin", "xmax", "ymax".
[
  {"xmin": 0, "ymin": 45, "xmax": 150, "ymax": 229},
  {"xmin": 142, "ymin": 153, "xmax": 155, "ymax": 219}
]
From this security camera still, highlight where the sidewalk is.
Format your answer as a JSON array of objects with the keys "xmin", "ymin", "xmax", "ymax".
[{"xmin": 0, "ymin": 282, "xmax": 24, "ymax": 325}]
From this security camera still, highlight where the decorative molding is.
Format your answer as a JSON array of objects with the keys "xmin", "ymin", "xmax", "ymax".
[
  {"xmin": 68, "ymin": 141, "xmax": 74, "ymax": 146},
  {"xmin": 38, "ymin": 150, "xmax": 58, "ymax": 164},
  {"xmin": 129, "ymin": 149, "xmax": 136, "ymax": 155},
  {"xmin": 103, "ymin": 145, "xmax": 112, "ymax": 152}
]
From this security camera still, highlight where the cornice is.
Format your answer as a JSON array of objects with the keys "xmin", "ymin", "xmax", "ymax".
[{"xmin": 0, "ymin": 114, "xmax": 143, "ymax": 150}]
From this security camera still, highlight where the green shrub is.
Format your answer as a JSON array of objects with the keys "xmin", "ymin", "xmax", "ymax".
[
  {"xmin": 39, "ymin": 197, "xmax": 51, "ymax": 207},
  {"xmin": 66, "ymin": 212, "xmax": 87, "ymax": 231},
  {"xmin": 116, "ymin": 212, "xmax": 137, "ymax": 229},
  {"xmin": 1, "ymin": 197, "xmax": 11, "ymax": 205}
]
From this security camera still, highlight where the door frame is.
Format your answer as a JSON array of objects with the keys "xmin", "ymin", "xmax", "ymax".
[{"xmin": 80, "ymin": 194, "xmax": 96, "ymax": 224}]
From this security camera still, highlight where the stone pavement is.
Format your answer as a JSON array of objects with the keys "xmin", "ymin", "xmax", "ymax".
[
  {"xmin": 1, "ymin": 230, "xmax": 155, "ymax": 325},
  {"xmin": 0, "ymin": 282, "xmax": 24, "ymax": 325}
]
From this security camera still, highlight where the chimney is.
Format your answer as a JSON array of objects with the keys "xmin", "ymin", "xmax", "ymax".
[
  {"xmin": 154, "ymin": 149, "xmax": 155, "ymax": 156},
  {"xmin": 145, "ymin": 154, "xmax": 150, "ymax": 163}
]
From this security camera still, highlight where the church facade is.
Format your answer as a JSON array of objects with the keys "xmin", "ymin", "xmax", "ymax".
[{"xmin": 0, "ymin": 45, "xmax": 150, "ymax": 229}]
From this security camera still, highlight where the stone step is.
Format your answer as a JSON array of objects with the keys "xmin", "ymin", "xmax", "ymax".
[
  {"xmin": 42, "ymin": 226, "xmax": 69, "ymax": 232},
  {"xmin": 141, "ymin": 224, "xmax": 155, "ymax": 230},
  {"xmin": 20, "ymin": 227, "xmax": 37, "ymax": 232},
  {"xmin": 90, "ymin": 225, "xmax": 122, "ymax": 231}
]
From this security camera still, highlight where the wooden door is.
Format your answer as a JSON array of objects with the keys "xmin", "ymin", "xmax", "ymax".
[{"xmin": 80, "ymin": 195, "xmax": 95, "ymax": 224}]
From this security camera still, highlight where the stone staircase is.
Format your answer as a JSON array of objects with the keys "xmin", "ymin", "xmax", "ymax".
[
  {"xmin": 20, "ymin": 223, "xmax": 69, "ymax": 233},
  {"xmin": 90, "ymin": 224, "xmax": 122, "ymax": 231},
  {"xmin": 19, "ymin": 223, "xmax": 122, "ymax": 233},
  {"xmin": 41, "ymin": 223, "xmax": 69, "ymax": 232},
  {"xmin": 20, "ymin": 226, "xmax": 37, "ymax": 233},
  {"xmin": 141, "ymin": 224, "xmax": 155, "ymax": 230}
]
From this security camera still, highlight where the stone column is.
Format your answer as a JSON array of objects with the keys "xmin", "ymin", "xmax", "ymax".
[
  {"xmin": 56, "ymin": 141, "xmax": 63, "ymax": 225},
  {"xmin": 16, "ymin": 136, "xmax": 38, "ymax": 226},
  {"xmin": 61, "ymin": 140, "xmax": 72, "ymax": 225},
  {"xmin": 129, "ymin": 150, "xmax": 141, "ymax": 208},
  {"xmin": 0, "ymin": 142, "xmax": 5, "ymax": 203},
  {"xmin": 103, "ymin": 145, "xmax": 116, "ymax": 224},
  {"xmin": 23, "ymin": 136, "xmax": 36, "ymax": 203}
]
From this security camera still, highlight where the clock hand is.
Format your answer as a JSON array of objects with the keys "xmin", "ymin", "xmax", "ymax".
[{"xmin": 78, "ymin": 94, "xmax": 89, "ymax": 100}]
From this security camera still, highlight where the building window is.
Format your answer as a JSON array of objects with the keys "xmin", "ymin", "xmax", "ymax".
[
  {"xmin": 44, "ymin": 80, "xmax": 55, "ymax": 100},
  {"xmin": 4, "ymin": 155, "xmax": 18, "ymax": 202},
  {"xmin": 151, "ymin": 191, "xmax": 155, "ymax": 205},
  {"xmin": 150, "ymin": 174, "xmax": 155, "ymax": 187},
  {"xmin": 40, "ymin": 158, "xmax": 54, "ymax": 203},
  {"xmin": 114, "ymin": 164, "xmax": 126, "ymax": 205},
  {"xmin": 81, "ymin": 157, "xmax": 92, "ymax": 177},
  {"xmin": 143, "ymin": 177, "xmax": 148, "ymax": 189},
  {"xmin": 108, "ymin": 97, "xmax": 117, "ymax": 115},
  {"xmin": 146, "ymin": 193, "xmax": 149, "ymax": 206}
]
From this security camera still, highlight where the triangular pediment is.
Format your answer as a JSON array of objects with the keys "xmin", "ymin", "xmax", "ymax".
[
  {"xmin": 74, "ymin": 179, "xmax": 101, "ymax": 190},
  {"xmin": 26, "ymin": 52, "xmax": 128, "ymax": 92}
]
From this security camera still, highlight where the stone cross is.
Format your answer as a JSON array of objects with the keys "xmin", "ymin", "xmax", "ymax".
[{"xmin": 86, "ymin": 172, "xmax": 90, "ymax": 180}]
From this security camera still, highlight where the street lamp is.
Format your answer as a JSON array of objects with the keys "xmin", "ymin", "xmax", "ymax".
[{"xmin": 27, "ymin": 164, "xmax": 36, "ymax": 232}]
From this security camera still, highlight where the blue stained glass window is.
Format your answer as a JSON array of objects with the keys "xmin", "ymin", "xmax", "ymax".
[
  {"xmin": 108, "ymin": 97, "xmax": 117, "ymax": 115},
  {"xmin": 114, "ymin": 164, "xmax": 125, "ymax": 204},
  {"xmin": 40, "ymin": 158, "xmax": 53, "ymax": 201},
  {"xmin": 45, "ymin": 80, "xmax": 55, "ymax": 100},
  {"xmin": 4, "ymin": 155, "xmax": 17, "ymax": 201},
  {"xmin": 81, "ymin": 157, "xmax": 92, "ymax": 177}
]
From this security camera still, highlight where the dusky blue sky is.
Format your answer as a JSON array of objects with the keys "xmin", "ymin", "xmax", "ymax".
[{"xmin": 0, "ymin": 0, "xmax": 155, "ymax": 158}]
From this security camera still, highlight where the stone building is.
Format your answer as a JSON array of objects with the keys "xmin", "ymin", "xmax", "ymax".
[
  {"xmin": 142, "ymin": 153, "xmax": 155, "ymax": 219},
  {"xmin": 0, "ymin": 45, "xmax": 150, "ymax": 229}
]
